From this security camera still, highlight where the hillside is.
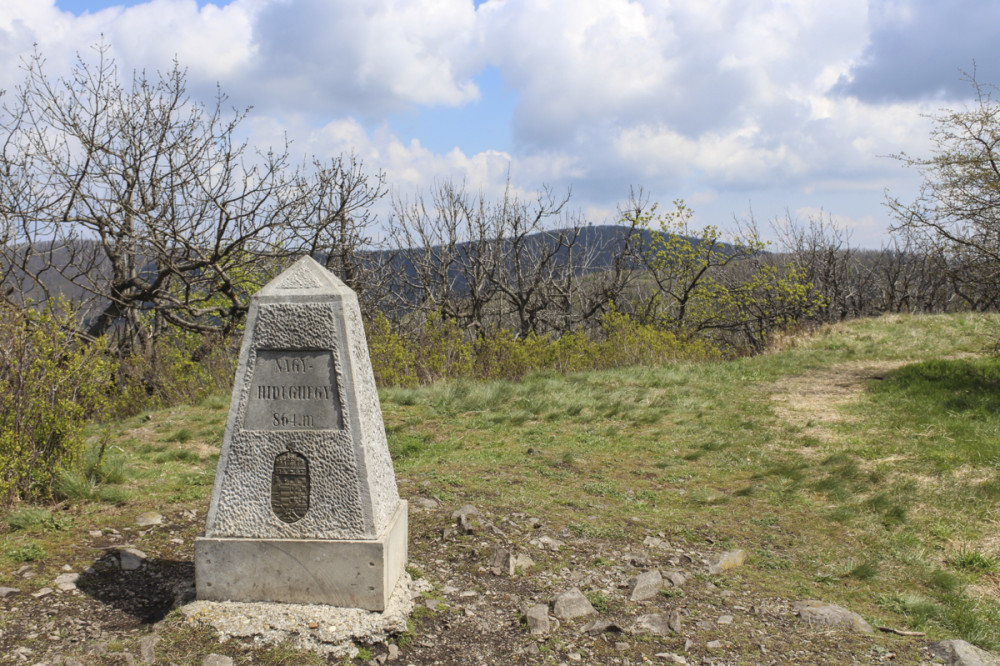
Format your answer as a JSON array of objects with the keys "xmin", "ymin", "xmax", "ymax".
[{"xmin": 1, "ymin": 313, "xmax": 999, "ymax": 664}]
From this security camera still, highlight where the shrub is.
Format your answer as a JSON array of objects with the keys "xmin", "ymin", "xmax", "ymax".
[{"xmin": 0, "ymin": 301, "xmax": 119, "ymax": 505}]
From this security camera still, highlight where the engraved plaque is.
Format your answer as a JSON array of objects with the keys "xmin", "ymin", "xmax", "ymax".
[
  {"xmin": 245, "ymin": 350, "xmax": 343, "ymax": 430},
  {"xmin": 271, "ymin": 451, "xmax": 310, "ymax": 523}
]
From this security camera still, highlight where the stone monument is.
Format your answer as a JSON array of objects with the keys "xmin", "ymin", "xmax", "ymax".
[{"xmin": 195, "ymin": 256, "xmax": 407, "ymax": 611}]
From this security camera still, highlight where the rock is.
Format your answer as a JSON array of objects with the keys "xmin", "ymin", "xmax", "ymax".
[
  {"xmin": 31, "ymin": 587, "xmax": 53, "ymax": 599},
  {"xmin": 552, "ymin": 588, "xmax": 597, "ymax": 620},
  {"xmin": 135, "ymin": 512, "xmax": 163, "ymax": 527},
  {"xmin": 139, "ymin": 635, "xmax": 160, "ymax": 664},
  {"xmin": 928, "ymin": 640, "xmax": 1000, "ymax": 666},
  {"xmin": 54, "ymin": 573, "xmax": 80, "ymax": 591},
  {"xmin": 643, "ymin": 536, "xmax": 668, "ymax": 549},
  {"xmin": 615, "ymin": 642, "xmax": 631, "ymax": 651},
  {"xmin": 202, "ymin": 656, "xmax": 234, "ymax": 666},
  {"xmin": 0, "ymin": 587, "xmax": 20, "ymax": 598},
  {"xmin": 88, "ymin": 530, "xmax": 102, "ymax": 538},
  {"xmin": 792, "ymin": 600, "xmax": 873, "ymax": 633},
  {"xmin": 119, "ymin": 548, "xmax": 147, "ymax": 571},
  {"xmin": 717, "ymin": 614, "xmax": 733, "ymax": 625},
  {"xmin": 634, "ymin": 613, "xmax": 672, "ymax": 636},
  {"xmin": 387, "ymin": 643, "xmax": 400, "ymax": 661},
  {"xmin": 580, "ymin": 619, "xmax": 622, "ymax": 634},
  {"xmin": 451, "ymin": 505, "xmax": 481, "ymax": 534},
  {"xmin": 514, "ymin": 553, "xmax": 535, "ymax": 570},
  {"xmin": 707, "ymin": 549, "xmax": 746, "ymax": 574},
  {"xmin": 413, "ymin": 497, "xmax": 438, "ymax": 510},
  {"xmin": 624, "ymin": 550, "xmax": 650, "ymax": 566},
  {"xmin": 629, "ymin": 570, "xmax": 663, "ymax": 601},
  {"xmin": 655, "ymin": 653, "xmax": 688, "ymax": 664},
  {"xmin": 567, "ymin": 652, "xmax": 582, "ymax": 661},
  {"xmin": 707, "ymin": 640, "xmax": 725, "ymax": 650},
  {"xmin": 663, "ymin": 570, "xmax": 687, "ymax": 588},
  {"xmin": 668, "ymin": 609, "xmax": 683, "ymax": 634},
  {"xmin": 536, "ymin": 536, "xmax": 564, "ymax": 551},
  {"xmin": 525, "ymin": 604, "xmax": 551, "ymax": 635},
  {"xmin": 487, "ymin": 546, "xmax": 515, "ymax": 576}
]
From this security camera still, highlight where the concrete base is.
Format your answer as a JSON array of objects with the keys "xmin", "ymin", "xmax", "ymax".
[{"xmin": 195, "ymin": 501, "xmax": 407, "ymax": 611}]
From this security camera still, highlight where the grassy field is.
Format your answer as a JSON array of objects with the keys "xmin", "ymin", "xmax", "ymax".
[{"xmin": 2, "ymin": 312, "xmax": 1000, "ymax": 664}]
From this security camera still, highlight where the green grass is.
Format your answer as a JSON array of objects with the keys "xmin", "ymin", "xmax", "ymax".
[{"xmin": 3, "ymin": 312, "xmax": 1000, "ymax": 659}]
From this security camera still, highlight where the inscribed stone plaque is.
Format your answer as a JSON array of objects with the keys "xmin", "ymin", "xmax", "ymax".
[
  {"xmin": 271, "ymin": 451, "xmax": 310, "ymax": 523},
  {"xmin": 245, "ymin": 350, "xmax": 343, "ymax": 430}
]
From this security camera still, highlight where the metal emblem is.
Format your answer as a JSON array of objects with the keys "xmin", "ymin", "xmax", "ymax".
[{"xmin": 271, "ymin": 451, "xmax": 310, "ymax": 523}]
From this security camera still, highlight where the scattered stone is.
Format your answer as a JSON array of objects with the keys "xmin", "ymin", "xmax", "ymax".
[
  {"xmin": 31, "ymin": 587, "xmax": 53, "ymax": 599},
  {"xmin": 581, "ymin": 619, "xmax": 622, "ymax": 634},
  {"xmin": 536, "ymin": 536, "xmax": 564, "ymax": 551},
  {"xmin": 717, "ymin": 614, "xmax": 734, "ymax": 625},
  {"xmin": 792, "ymin": 600, "xmax": 873, "ymax": 633},
  {"xmin": 451, "ymin": 505, "xmax": 481, "ymax": 534},
  {"xmin": 413, "ymin": 497, "xmax": 438, "ymax": 510},
  {"xmin": 707, "ymin": 640, "xmax": 725, "ymax": 650},
  {"xmin": 629, "ymin": 570, "xmax": 663, "ymax": 601},
  {"xmin": 567, "ymin": 652, "xmax": 582, "ymax": 661},
  {"xmin": 552, "ymin": 588, "xmax": 597, "ymax": 620},
  {"xmin": 107, "ymin": 652, "xmax": 135, "ymax": 665},
  {"xmin": 707, "ymin": 550, "xmax": 747, "ymax": 574},
  {"xmin": 119, "ymin": 548, "xmax": 147, "ymax": 571},
  {"xmin": 668, "ymin": 609, "xmax": 683, "ymax": 634},
  {"xmin": 88, "ymin": 530, "xmax": 102, "ymax": 538},
  {"xmin": 135, "ymin": 511, "xmax": 163, "ymax": 527},
  {"xmin": 487, "ymin": 546, "xmax": 515, "ymax": 576},
  {"xmin": 525, "ymin": 642, "xmax": 540, "ymax": 656},
  {"xmin": 525, "ymin": 604, "xmax": 550, "ymax": 635},
  {"xmin": 425, "ymin": 598, "xmax": 440, "ymax": 611},
  {"xmin": 623, "ymin": 550, "xmax": 650, "ymax": 566},
  {"xmin": 928, "ymin": 639, "xmax": 1000, "ymax": 666},
  {"xmin": 387, "ymin": 643, "xmax": 400, "ymax": 661},
  {"xmin": 663, "ymin": 570, "xmax": 687, "ymax": 588},
  {"xmin": 655, "ymin": 654, "xmax": 688, "ymax": 664},
  {"xmin": 61, "ymin": 564, "xmax": 73, "ymax": 571},
  {"xmin": 643, "ymin": 536, "xmax": 668, "ymax": 549},
  {"xmin": 514, "ymin": 553, "xmax": 535, "ymax": 570},
  {"xmin": 634, "ymin": 613, "xmax": 672, "ymax": 636},
  {"xmin": 615, "ymin": 642, "xmax": 631, "ymax": 651},
  {"xmin": 54, "ymin": 573, "xmax": 80, "ymax": 591},
  {"xmin": 0, "ymin": 587, "xmax": 20, "ymax": 598},
  {"xmin": 202, "ymin": 656, "xmax": 234, "ymax": 666},
  {"xmin": 527, "ymin": 517, "xmax": 543, "ymax": 529},
  {"xmin": 139, "ymin": 634, "xmax": 160, "ymax": 664}
]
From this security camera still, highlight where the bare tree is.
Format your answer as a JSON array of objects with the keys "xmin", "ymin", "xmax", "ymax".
[{"xmin": 0, "ymin": 44, "xmax": 310, "ymax": 357}]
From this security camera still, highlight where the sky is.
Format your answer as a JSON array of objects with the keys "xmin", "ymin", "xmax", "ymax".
[{"xmin": 3, "ymin": 0, "xmax": 999, "ymax": 247}]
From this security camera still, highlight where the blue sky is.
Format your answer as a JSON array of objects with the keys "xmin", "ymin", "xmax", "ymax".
[{"xmin": 6, "ymin": 0, "xmax": 1000, "ymax": 247}]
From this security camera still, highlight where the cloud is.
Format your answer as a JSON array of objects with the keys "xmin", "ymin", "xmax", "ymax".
[{"xmin": 834, "ymin": 0, "xmax": 1000, "ymax": 101}]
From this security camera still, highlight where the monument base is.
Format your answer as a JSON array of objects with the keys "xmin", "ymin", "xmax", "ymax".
[{"xmin": 194, "ymin": 501, "xmax": 407, "ymax": 611}]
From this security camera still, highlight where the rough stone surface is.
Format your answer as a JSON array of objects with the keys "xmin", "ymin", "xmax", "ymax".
[
  {"xmin": 184, "ymin": 573, "xmax": 427, "ymax": 658},
  {"xmin": 633, "ymin": 613, "xmax": 672, "ymax": 636},
  {"xmin": 202, "ymin": 656, "xmax": 234, "ymax": 666},
  {"xmin": 119, "ymin": 548, "xmax": 146, "ymax": 571},
  {"xmin": 54, "ymin": 573, "xmax": 79, "ymax": 591},
  {"xmin": 138, "ymin": 634, "xmax": 160, "ymax": 664},
  {"xmin": 792, "ymin": 600, "xmax": 874, "ymax": 633},
  {"xmin": 204, "ymin": 256, "xmax": 402, "ymax": 541},
  {"xmin": 707, "ymin": 549, "xmax": 746, "ymax": 574},
  {"xmin": 195, "ymin": 501, "xmax": 408, "ymax": 611},
  {"xmin": 668, "ymin": 609, "xmax": 683, "ymax": 634},
  {"xmin": 552, "ymin": 588, "xmax": 597, "ymax": 620},
  {"xmin": 135, "ymin": 511, "xmax": 163, "ymax": 527},
  {"xmin": 929, "ymin": 640, "xmax": 1000, "ymax": 666},
  {"xmin": 525, "ymin": 604, "xmax": 550, "ymax": 635},
  {"xmin": 487, "ymin": 545, "xmax": 515, "ymax": 575},
  {"xmin": 0, "ymin": 586, "xmax": 20, "ymax": 598},
  {"xmin": 197, "ymin": 256, "xmax": 407, "ymax": 609},
  {"xmin": 629, "ymin": 570, "xmax": 663, "ymax": 601}
]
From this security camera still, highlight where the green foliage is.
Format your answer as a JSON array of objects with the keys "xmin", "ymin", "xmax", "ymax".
[
  {"xmin": 584, "ymin": 590, "xmax": 609, "ymax": 613},
  {"xmin": 6, "ymin": 541, "xmax": 47, "ymax": 563},
  {"xmin": 0, "ymin": 301, "xmax": 120, "ymax": 505}
]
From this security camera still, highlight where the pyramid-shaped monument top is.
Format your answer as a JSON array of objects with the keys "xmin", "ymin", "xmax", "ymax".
[
  {"xmin": 196, "ymin": 255, "xmax": 407, "ymax": 610},
  {"xmin": 257, "ymin": 255, "xmax": 353, "ymax": 296}
]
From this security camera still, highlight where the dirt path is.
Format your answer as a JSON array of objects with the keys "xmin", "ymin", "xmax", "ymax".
[{"xmin": 770, "ymin": 360, "xmax": 909, "ymax": 443}]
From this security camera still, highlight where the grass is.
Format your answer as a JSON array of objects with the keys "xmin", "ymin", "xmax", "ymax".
[{"xmin": 3, "ymin": 312, "xmax": 1000, "ymax": 659}]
